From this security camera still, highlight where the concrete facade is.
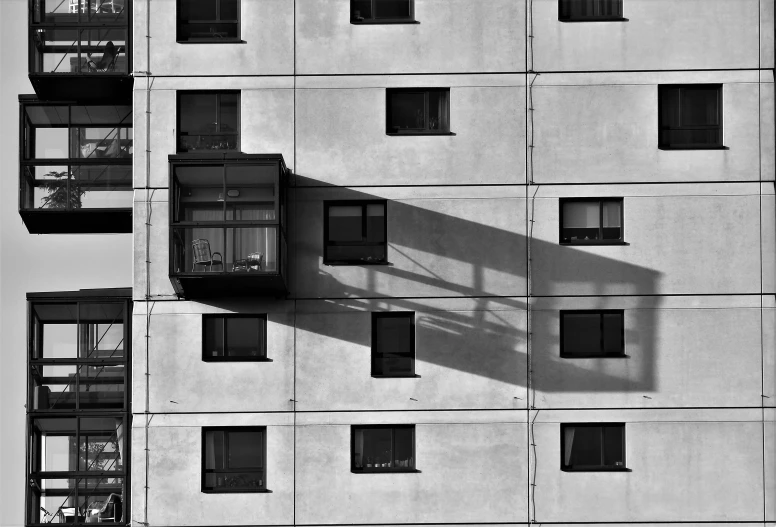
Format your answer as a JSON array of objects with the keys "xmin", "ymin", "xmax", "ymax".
[{"xmin": 128, "ymin": 2, "xmax": 774, "ymax": 527}]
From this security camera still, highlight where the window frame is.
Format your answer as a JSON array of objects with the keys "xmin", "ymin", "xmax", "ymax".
[
  {"xmin": 177, "ymin": 0, "xmax": 241, "ymax": 43},
  {"xmin": 350, "ymin": 0, "xmax": 418, "ymax": 24},
  {"xmin": 176, "ymin": 90, "xmax": 241, "ymax": 153},
  {"xmin": 559, "ymin": 197, "xmax": 624, "ymax": 246},
  {"xmin": 351, "ymin": 424, "xmax": 417, "ymax": 473},
  {"xmin": 658, "ymin": 84, "xmax": 723, "ymax": 150},
  {"xmin": 201, "ymin": 426, "xmax": 268, "ymax": 493},
  {"xmin": 371, "ymin": 312, "xmax": 416, "ymax": 378},
  {"xmin": 385, "ymin": 88, "xmax": 452, "ymax": 136},
  {"xmin": 323, "ymin": 200, "xmax": 388, "ymax": 266},
  {"xmin": 558, "ymin": 0, "xmax": 625, "ymax": 22},
  {"xmin": 560, "ymin": 310, "xmax": 626, "ymax": 358},
  {"xmin": 561, "ymin": 423, "xmax": 627, "ymax": 472},
  {"xmin": 202, "ymin": 314, "xmax": 269, "ymax": 362}
]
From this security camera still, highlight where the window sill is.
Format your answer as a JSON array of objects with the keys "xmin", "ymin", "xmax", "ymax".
[
  {"xmin": 203, "ymin": 357, "xmax": 273, "ymax": 363},
  {"xmin": 352, "ymin": 468, "xmax": 421, "ymax": 473},
  {"xmin": 324, "ymin": 261, "xmax": 390, "ymax": 266},
  {"xmin": 371, "ymin": 373, "xmax": 421, "ymax": 378},
  {"xmin": 559, "ymin": 17, "xmax": 629, "ymax": 22},
  {"xmin": 560, "ymin": 354, "xmax": 629, "ymax": 359},
  {"xmin": 351, "ymin": 19, "xmax": 420, "ymax": 25},
  {"xmin": 562, "ymin": 467, "xmax": 631, "ymax": 472},
  {"xmin": 177, "ymin": 39, "xmax": 246, "ymax": 44},
  {"xmin": 201, "ymin": 488, "xmax": 272, "ymax": 493},
  {"xmin": 658, "ymin": 145, "xmax": 728, "ymax": 151},
  {"xmin": 386, "ymin": 132, "xmax": 456, "ymax": 136},
  {"xmin": 560, "ymin": 241, "xmax": 629, "ymax": 246}
]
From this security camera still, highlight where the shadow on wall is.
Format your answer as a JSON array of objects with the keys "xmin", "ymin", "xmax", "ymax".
[{"xmin": 204, "ymin": 178, "xmax": 662, "ymax": 393}]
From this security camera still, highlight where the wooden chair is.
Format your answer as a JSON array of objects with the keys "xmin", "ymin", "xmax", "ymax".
[{"xmin": 192, "ymin": 239, "xmax": 222, "ymax": 271}]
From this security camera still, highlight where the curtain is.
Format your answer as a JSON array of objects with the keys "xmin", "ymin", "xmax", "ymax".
[
  {"xmin": 563, "ymin": 427, "xmax": 576, "ymax": 466},
  {"xmin": 354, "ymin": 429, "xmax": 364, "ymax": 468},
  {"xmin": 205, "ymin": 432, "xmax": 216, "ymax": 470}
]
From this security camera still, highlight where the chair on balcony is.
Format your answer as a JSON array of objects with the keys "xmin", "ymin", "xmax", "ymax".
[
  {"xmin": 232, "ymin": 252, "xmax": 263, "ymax": 272},
  {"xmin": 85, "ymin": 493, "xmax": 121, "ymax": 523},
  {"xmin": 192, "ymin": 239, "xmax": 223, "ymax": 272},
  {"xmin": 86, "ymin": 41, "xmax": 120, "ymax": 72}
]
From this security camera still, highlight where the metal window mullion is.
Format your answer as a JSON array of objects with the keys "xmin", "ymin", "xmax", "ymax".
[
  {"xmin": 599, "ymin": 312, "xmax": 605, "ymax": 355},
  {"xmin": 361, "ymin": 204, "xmax": 368, "ymax": 242},
  {"xmin": 221, "ymin": 317, "xmax": 229, "ymax": 359},
  {"xmin": 423, "ymin": 92, "xmax": 429, "ymax": 131},
  {"xmin": 598, "ymin": 200, "xmax": 604, "ymax": 240},
  {"xmin": 215, "ymin": 94, "xmax": 222, "ymax": 134}
]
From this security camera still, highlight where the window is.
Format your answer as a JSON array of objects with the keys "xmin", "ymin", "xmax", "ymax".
[
  {"xmin": 203, "ymin": 315, "xmax": 267, "ymax": 361},
  {"xmin": 178, "ymin": 0, "xmax": 240, "ymax": 42},
  {"xmin": 386, "ymin": 88, "xmax": 450, "ymax": 135},
  {"xmin": 559, "ymin": 0, "xmax": 623, "ymax": 21},
  {"xmin": 372, "ymin": 312, "xmax": 415, "ymax": 377},
  {"xmin": 561, "ymin": 310, "xmax": 624, "ymax": 358},
  {"xmin": 659, "ymin": 85, "xmax": 722, "ymax": 149},
  {"xmin": 324, "ymin": 201, "xmax": 387, "ymax": 265},
  {"xmin": 561, "ymin": 423, "xmax": 626, "ymax": 471},
  {"xmin": 560, "ymin": 198, "xmax": 623, "ymax": 244},
  {"xmin": 177, "ymin": 91, "xmax": 239, "ymax": 152},
  {"xmin": 202, "ymin": 427, "xmax": 266, "ymax": 492},
  {"xmin": 352, "ymin": 425, "xmax": 415, "ymax": 472},
  {"xmin": 351, "ymin": 0, "xmax": 415, "ymax": 23}
]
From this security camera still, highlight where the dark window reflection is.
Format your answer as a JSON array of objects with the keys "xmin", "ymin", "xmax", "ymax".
[
  {"xmin": 373, "ymin": 313, "xmax": 414, "ymax": 376},
  {"xmin": 178, "ymin": 92, "xmax": 239, "ymax": 152},
  {"xmin": 178, "ymin": 0, "xmax": 240, "ymax": 41},
  {"xmin": 562, "ymin": 311, "xmax": 624, "ymax": 357},
  {"xmin": 563, "ymin": 424, "xmax": 625, "ymax": 470},
  {"xmin": 203, "ymin": 315, "xmax": 266, "ymax": 360},
  {"xmin": 387, "ymin": 89, "xmax": 450, "ymax": 134},
  {"xmin": 351, "ymin": 0, "xmax": 413, "ymax": 22},
  {"xmin": 353, "ymin": 426, "xmax": 415, "ymax": 471},
  {"xmin": 659, "ymin": 85, "xmax": 722, "ymax": 148},
  {"xmin": 561, "ymin": 199, "xmax": 622, "ymax": 243},
  {"xmin": 203, "ymin": 427, "xmax": 265, "ymax": 491},
  {"xmin": 325, "ymin": 202, "xmax": 387, "ymax": 264}
]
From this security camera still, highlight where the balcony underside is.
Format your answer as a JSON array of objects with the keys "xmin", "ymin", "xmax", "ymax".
[
  {"xmin": 28, "ymin": 74, "xmax": 133, "ymax": 103},
  {"xmin": 170, "ymin": 273, "xmax": 288, "ymax": 299},
  {"xmin": 20, "ymin": 209, "xmax": 132, "ymax": 234}
]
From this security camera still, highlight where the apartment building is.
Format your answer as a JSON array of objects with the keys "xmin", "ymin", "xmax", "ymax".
[{"xmin": 18, "ymin": 0, "xmax": 775, "ymax": 526}]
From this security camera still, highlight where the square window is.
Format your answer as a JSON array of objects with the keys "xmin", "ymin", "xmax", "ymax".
[
  {"xmin": 177, "ymin": 91, "xmax": 240, "ymax": 152},
  {"xmin": 202, "ymin": 427, "xmax": 266, "ymax": 492},
  {"xmin": 558, "ymin": 0, "xmax": 623, "ymax": 21},
  {"xmin": 178, "ymin": 0, "xmax": 240, "ymax": 42},
  {"xmin": 351, "ymin": 0, "xmax": 415, "ymax": 23},
  {"xmin": 352, "ymin": 425, "xmax": 415, "ymax": 472},
  {"xmin": 203, "ymin": 315, "xmax": 267, "ymax": 361},
  {"xmin": 561, "ymin": 310, "xmax": 624, "ymax": 358},
  {"xmin": 560, "ymin": 198, "xmax": 623, "ymax": 244},
  {"xmin": 659, "ymin": 85, "xmax": 722, "ymax": 149},
  {"xmin": 386, "ymin": 88, "xmax": 450, "ymax": 135},
  {"xmin": 324, "ymin": 201, "xmax": 387, "ymax": 265},
  {"xmin": 561, "ymin": 423, "xmax": 626, "ymax": 471},
  {"xmin": 372, "ymin": 312, "xmax": 415, "ymax": 377}
]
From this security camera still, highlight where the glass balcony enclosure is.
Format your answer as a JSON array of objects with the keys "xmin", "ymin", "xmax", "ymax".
[
  {"xmin": 169, "ymin": 154, "xmax": 289, "ymax": 298},
  {"xmin": 28, "ymin": 0, "xmax": 132, "ymax": 101},
  {"xmin": 26, "ymin": 290, "xmax": 130, "ymax": 526},
  {"xmin": 19, "ymin": 96, "xmax": 132, "ymax": 233}
]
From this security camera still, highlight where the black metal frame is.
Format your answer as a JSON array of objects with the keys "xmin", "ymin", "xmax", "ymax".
[
  {"xmin": 559, "ymin": 197, "xmax": 624, "ymax": 245},
  {"xmin": 560, "ymin": 423, "xmax": 627, "ymax": 472},
  {"xmin": 558, "ymin": 0, "xmax": 624, "ymax": 22},
  {"xmin": 658, "ymin": 84, "xmax": 723, "ymax": 150},
  {"xmin": 351, "ymin": 424, "xmax": 417, "ymax": 473},
  {"xmin": 25, "ymin": 290, "xmax": 131, "ymax": 527},
  {"xmin": 350, "ymin": 0, "xmax": 417, "ymax": 24},
  {"xmin": 323, "ymin": 200, "xmax": 388, "ymax": 265},
  {"xmin": 176, "ymin": 90, "xmax": 241, "ymax": 153},
  {"xmin": 177, "ymin": 0, "xmax": 241, "ymax": 43},
  {"xmin": 385, "ymin": 88, "xmax": 451, "ymax": 135},
  {"xmin": 201, "ymin": 426, "xmax": 268, "ymax": 493},
  {"xmin": 201, "ymin": 314, "xmax": 269, "ymax": 362},
  {"xmin": 371, "ymin": 312, "xmax": 416, "ymax": 377},
  {"xmin": 560, "ymin": 310, "xmax": 625, "ymax": 358}
]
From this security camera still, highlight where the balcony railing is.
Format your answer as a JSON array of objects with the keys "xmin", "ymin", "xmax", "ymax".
[{"xmin": 19, "ymin": 97, "xmax": 132, "ymax": 233}]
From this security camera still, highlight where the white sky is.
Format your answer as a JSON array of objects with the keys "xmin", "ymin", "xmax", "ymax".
[{"xmin": 0, "ymin": 1, "xmax": 133, "ymax": 525}]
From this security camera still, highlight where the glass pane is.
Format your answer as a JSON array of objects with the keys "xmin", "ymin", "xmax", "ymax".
[
  {"xmin": 221, "ymin": 0, "xmax": 239, "ymax": 19},
  {"xmin": 682, "ymin": 87, "xmax": 719, "ymax": 126},
  {"xmin": 78, "ymin": 365, "xmax": 125, "ymax": 410},
  {"xmin": 172, "ymin": 227, "xmax": 225, "ymax": 273},
  {"xmin": 43, "ymin": 323, "xmax": 79, "ymax": 359},
  {"xmin": 205, "ymin": 430, "xmax": 226, "ymax": 470},
  {"xmin": 228, "ymin": 430, "xmax": 263, "ymax": 468},
  {"xmin": 603, "ymin": 426, "xmax": 624, "ymax": 467},
  {"xmin": 327, "ymin": 245, "xmax": 386, "ymax": 263},
  {"xmin": 225, "ymin": 164, "xmax": 277, "ymax": 221},
  {"xmin": 79, "ymin": 423, "xmax": 122, "ymax": 472},
  {"xmin": 562, "ymin": 201, "xmax": 599, "ymax": 241},
  {"xmin": 75, "ymin": 165, "xmax": 133, "ymax": 209},
  {"xmin": 375, "ymin": 316, "xmax": 411, "ymax": 358},
  {"xmin": 375, "ymin": 0, "xmax": 411, "ymax": 18},
  {"xmin": 569, "ymin": 426, "xmax": 602, "ymax": 466},
  {"xmin": 328, "ymin": 206, "xmax": 363, "ymax": 241},
  {"xmin": 32, "ymin": 417, "xmax": 78, "ymax": 471},
  {"xmin": 35, "ymin": 28, "xmax": 80, "ymax": 74},
  {"xmin": 82, "ymin": 29, "xmax": 127, "ymax": 74},
  {"xmin": 33, "ymin": 365, "xmax": 78, "ymax": 411},
  {"xmin": 179, "ymin": 21, "xmax": 239, "ymax": 41},
  {"xmin": 360, "ymin": 428, "xmax": 393, "ymax": 468},
  {"xmin": 79, "ymin": 303, "xmax": 126, "ymax": 359},
  {"xmin": 427, "ymin": 90, "xmax": 443, "ymax": 131},
  {"xmin": 366, "ymin": 204, "xmax": 385, "ymax": 242},
  {"xmin": 352, "ymin": 0, "xmax": 372, "ymax": 20},
  {"xmin": 602, "ymin": 201, "xmax": 621, "ymax": 240},
  {"xmin": 225, "ymin": 318, "xmax": 263, "ymax": 358},
  {"xmin": 394, "ymin": 428, "xmax": 414, "ymax": 467},
  {"xmin": 204, "ymin": 317, "xmax": 225, "ymax": 358},
  {"xmin": 227, "ymin": 227, "xmax": 278, "ymax": 273},
  {"xmin": 602, "ymin": 313, "xmax": 624, "ymax": 355},
  {"xmin": 180, "ymin": 93, "xmax": 218, "ymax": 135},
  {"xmin": 660, "ymin": 87, "xmax": 682, "ymax": 129},
  {"xmin": 390, "ymin": 92, "xmax": 425, "ymax": 131},
  {"xmin": 35, "ymin": 127, "xmax": 69, "ymax": 158},
  {"xmin": 563, "ymin": 313, "xmax": 601, "ymax": 356},
  {"xmin": 175, "ymin": 165, "xmax": 224, "ymax": 222},
  {"xmin": 181, "ymin": 0, "xmax": 217, "ymax": 20},
  {"xmin": 219, "ymin": 93, "xmax": 239, "ymax": 133},
  {"xmin": 205, "ymin": 471, "xmax": 264, "ymax": 490},
  {"xmin": 32, "ymin": 167, "xmax": 74, "ymax": 210}
]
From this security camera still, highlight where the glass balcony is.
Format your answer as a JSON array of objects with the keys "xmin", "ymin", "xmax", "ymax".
[
  {"xmin": 19, "ymin": 97, "xmax": 132, "ymax": 233},
  {"xmin": 169, "ymin": 154, "xmax": 289, "ymax": 297},
  {"xmin": 28, "ymin": 1, "xmax": 132, "ymax": 101}
]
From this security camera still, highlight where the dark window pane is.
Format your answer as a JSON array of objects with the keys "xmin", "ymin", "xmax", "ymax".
[
  {"xmin": 603, "ymin": 426, "xmax": 624, "ymax": 467},
  {"xmin": 327, "ymin": 245, "xmax": 386, "ymax": 263},
  {"xmin": 352, "ymin": 0, "xmax": 372, "ymax": 19},
  {"xmin": 375, "ymin": 0, "xmax": 411, "ymax": 18},
  {"xmin": 181, "ymin": 0, "xmax": 217, "ymax": 21},
  {"xmin": 329, "ymin": 206, "xmax": 363, "ymax": 241},
  {"xmin": 375, "ymin": 316, "xmax": 411, "ymax": 357},
  {"xmin": 569, "ymin": 426, "xmax": 602, "ymax": 466},
  {"xmin": 428, "ymin": 90, "xmax": 442, "ymax": 131},
  {"xmin": 362, "ymin": 428, "xmax": 393, "ymax": 467},
  {"xmin": 562, "ymin": 201, "xmax": 599, "ymax": 241},
  {"xmin": 205, "ymin": 471, "xmax": 263, "ymax": 489},
  {"xmin": 219, "ymin": 93, "xmax": 239, "ymax": 133},
  {"xmin": 682, "ymin": 88, "xmax": 719, "ymax": 126},
  {"xmin": 390, "ymin": 92, "xmax": 425, "ymax": 130},
  {"xmin": 602, "ymin": 313, "xmax": 623, "ymax": 355},
  {"xmin": 204, "ymin": 317, "xmax": 224, "ymax": 358},
  {"xmin": 366, "ymin": 204, "xmax": 385, "ymax": 242},
  {"xmin": 228, "ymin": 431, "xmax": 263, "ymax": 468},
  {"xmin": 563, "ymin": 313, "xmax": 601, "ymax": 356},
  {"xmin": 660, "ymin": 87, "xmax": 681, "ymax": 128},
  {"xmin": 225, "ymin": 317, "xmax": 262, "ymax": 357},
  {"xmin": 180, "ymin": 94, "xmax": 218, "ymax": 134},
  {"xmin": 205, "ymin": 430, "xmax": 226, "ymax": 469},
  {"xmin": 394, "ymin": 427, "xmax": 414, "ymax": 467},
  {"xmin": 221, "ymin": 0, "xmax": 239, "ymax": 20},
  {"xmin": 602, "ymin": 201, "xmax": 621, "ymax": 240}
]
